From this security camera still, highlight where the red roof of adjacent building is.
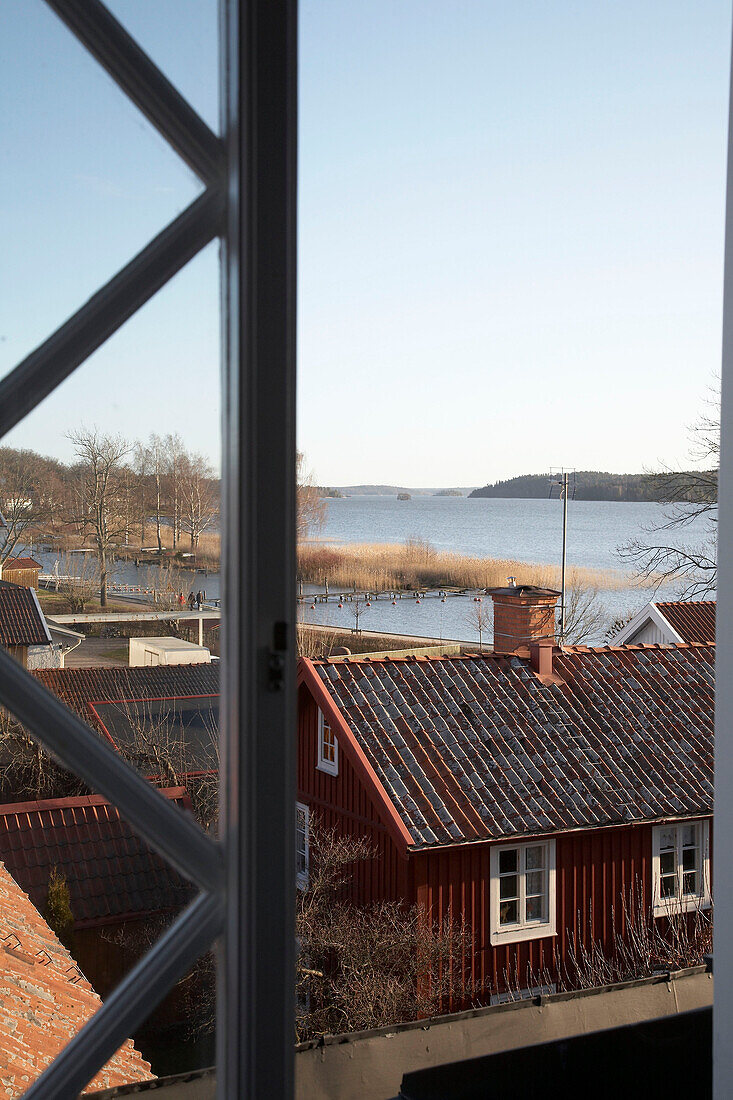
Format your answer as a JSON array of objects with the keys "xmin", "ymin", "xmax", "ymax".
[
  {"xmin": 2, "ymin": 557, "xmax": 41, "ymax": 571},
  {"xmin": 301, "ymin": 644, "xmax": 715, "ymax": 851},
  {"xmin": 33, "ymin": 665, "xmax": 219, "ymax": 734},
  {"xmin": 0, "ymin": 790, "xmax": 195, "ymax": 928},
  {"xmin": 656, "ymin": 600, "xmax": 716, "ymax": 644},
  {"xmin": 0, "ymin": 582, "xmax": 51, "ymax": 647},
  {"xmin": 0, "ymin": 859, "xmax": 152, "ymax": 1095}
]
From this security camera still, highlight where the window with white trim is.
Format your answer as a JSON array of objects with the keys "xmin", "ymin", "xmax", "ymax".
[
  {"xmin": 317, "ymin": 709, "xmax": 338, "ymax": 776},
  {"xmin": 490, "ymin": 839, "xmax": 556, "ymax": 945},
  {"xmin": 296, "ymin": 802, "xmax": 310, "ymax": 890},
  {"xmin": 652, "ymin": 820, "xmax": 710, "ymax": 917}
]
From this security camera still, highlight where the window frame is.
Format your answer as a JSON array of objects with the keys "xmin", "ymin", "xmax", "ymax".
[
  {"xmin": 295, "ymin": 802, "xmax": 310, "ymax": 890},
  {"xmin": 651, "ymin": 819, "xmax": 711, "ymax": 918},
  {"xmin": 490, "ymin": 838, "xmax": 556, "ymax": 946},
  {"xmin": 317, "ymin": 709, "xmax": 338, "ymax": 776}
]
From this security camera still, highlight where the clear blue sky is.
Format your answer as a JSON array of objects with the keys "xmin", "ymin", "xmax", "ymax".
[{"xmin": 1, "ymin": 1, "xmax": 730, "ymax": 487}]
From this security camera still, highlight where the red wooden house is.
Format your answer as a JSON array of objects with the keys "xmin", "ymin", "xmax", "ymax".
[{"xmin": 297, "ymin": 585, "xmax": 714, "ymax": 1003}]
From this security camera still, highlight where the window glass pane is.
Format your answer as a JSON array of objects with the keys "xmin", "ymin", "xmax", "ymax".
[
  {"xmin": 661, "ymin": 873, "xmax": 677, "ymax": 898},
  {"xmin": 525, "ymin": 845, "xmax": 544, "ymax": 870},
  {"xmin": 660, "ymin": 850, "xmax": 676, "ymax": 875},
  {"xmin": 499, "ymin": 848, "xmax": 518, "ymax": 874},
  {"xmin": 681, "ymin": 824, "xmax": 696, "ymax": 848},
  {"xmin": 526, "ymin": 895, "xmax": 544, "ymax": 922},
  {"xmin": 682, "ymin": 871, "xmax": 698, "ymax": 896},
  {"xmin": 526, "ymin": 870, "xmax": 544, "ymax": 896},
  {"xmin": 660, "ymin": 828, "xmax": 677, "ymax": 851},
  {"xmin": 500, "ymin": 875, "xmax": 518, "ymax": 900},
  {"xmin": 500, "ymin": 900, "xmax": 518, "ymax": 925},
  {"xmin": 682, "ymin": 846, "xmax": 698, "ymax": 872}
]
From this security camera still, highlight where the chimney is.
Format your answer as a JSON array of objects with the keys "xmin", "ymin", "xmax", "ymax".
[{"xmin": 488, "ymin": 583, "xmax": 561, "ymax": 657}]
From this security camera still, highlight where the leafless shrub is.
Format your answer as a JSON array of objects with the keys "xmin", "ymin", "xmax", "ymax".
[
  {"xmin": 561, "ymin": 573, "xmax": 609, "ymax": 645},
  {"xmin": 296, "ymin": 819, "xmax": 467, "ymax": 1041},
  {"xmin": 0, "ymin": 706, "xmax": 86, "ymax": 803},
  {"xmin": 56, "ymin": 551, "xmax": 102, "ymax": 613}
]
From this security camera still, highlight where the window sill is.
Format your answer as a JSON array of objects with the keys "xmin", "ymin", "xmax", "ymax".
[
  {"xmin": 653, "ymin": 896, "xmax": 711, "ymax": 919},
  {"xmin": 316, "ymin": 761, "xmax": 338, "ymax": 777},
  {"xmin": 490, "ymin": 922, "xmax": 557, "ymax": 947}
]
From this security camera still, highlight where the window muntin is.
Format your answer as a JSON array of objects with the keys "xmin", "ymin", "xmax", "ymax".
[
  {"xmin": 652, "ymin": 820, "xmax": 710, "ymax": 916},
  {"xmin": 490, "ymin": 839, "xmax": 556, "ymax": 945},
  {"xmin": 296, "ymin": 802, "xmax": 310, "ymax": 890},
  {"xmin": 317, "ymin": 710, "xmax": 338, "ymax": 776}
]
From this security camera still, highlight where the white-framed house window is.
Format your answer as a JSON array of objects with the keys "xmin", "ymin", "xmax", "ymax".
[
  {"xmin": 652, "ymin": 819, "xmax": 711, "ymax": 917},
  {"xmin": 296, "ymin": 802, "xmax": 310, "ymax": 890},
  {"xmin": 490, "ymin": 839, "xmax": 556, "ymax": 946},
  {"xmin": 317, "ymin": 709, "xmax": 338, "ymax": 776}
]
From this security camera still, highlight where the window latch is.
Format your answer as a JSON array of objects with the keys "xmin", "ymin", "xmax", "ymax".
[{"xmin": 268, "ymin": 621, "xmax": 288, "ymax": 691}]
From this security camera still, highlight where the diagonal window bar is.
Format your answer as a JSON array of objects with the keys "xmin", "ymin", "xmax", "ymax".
[
  {"xmin": 0, "ymin": 648, "xmax": 222, "ymax": 894},
  {"xmin": 45, "ymin": 0, "xmax": 224, "ymax": 187},
  {"xmin": 0, "ymin": 187, "xmax": 224, "ymax": 439},
  {"xmin": 23, "ymin": 890, "xmax": 222, "ymax": 1100}
]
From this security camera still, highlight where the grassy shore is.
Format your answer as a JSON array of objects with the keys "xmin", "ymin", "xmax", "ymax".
[{"xmin": 298, "ymin": 540, "xmax": 629, "ymax": 593}]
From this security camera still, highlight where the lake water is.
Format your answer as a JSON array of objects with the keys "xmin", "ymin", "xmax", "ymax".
[
  {"xmin": 296, "ymin": 496, "xmax": 714, "ymax": 645},
  {"xmin": 30, "ymin": 496, "xmax": 713, "ymax": 646}
]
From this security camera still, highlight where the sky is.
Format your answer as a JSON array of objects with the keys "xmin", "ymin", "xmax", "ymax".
[{"xmin": 1, "ymin": 1, "xmax": 730, "ymax": 487}]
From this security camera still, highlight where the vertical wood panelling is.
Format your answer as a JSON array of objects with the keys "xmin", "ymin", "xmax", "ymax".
[
  {"xmin": 413, "ymin": 823, "xmax": 693, "ymax": 1008},
  {"xmin": 297, "ymin": 686, "xmax": 409, "ymax": 905}
]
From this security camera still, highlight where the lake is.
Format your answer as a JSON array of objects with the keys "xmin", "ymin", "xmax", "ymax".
[
  {"xmin": 30, "ymin": 495, "xmax": 713, "ymax": 646},
  {"xmin": 296, "ymin": 495, "xmax": 714, "ymax": 645}
]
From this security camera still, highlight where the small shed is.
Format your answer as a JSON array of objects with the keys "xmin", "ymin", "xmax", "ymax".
[
  {"xmin": 1, "ymin": 556, "xmax": 41, "ymax": 588},
  {"xmin": 128, "ymin": 636, "xmax": 211, "ymax": 667}
]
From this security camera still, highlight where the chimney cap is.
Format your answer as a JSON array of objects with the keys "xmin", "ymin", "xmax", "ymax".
[{"xmin": 488, "ymin": 584, "xmax": 561, "ymax": 599}]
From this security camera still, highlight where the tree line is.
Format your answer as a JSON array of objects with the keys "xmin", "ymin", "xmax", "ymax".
[
  {"xmin": 469, "ymin": 469, "xmax": 717, "ymax": 503},
  {"xmin": 0, "ymin": 429, "xmax": 219, "ymax": 605}
]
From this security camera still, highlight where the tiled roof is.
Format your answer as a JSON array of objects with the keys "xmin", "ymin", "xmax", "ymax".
[
  {"xmin": 308, "ymin": 645, "xmax": 715, "ymax": 849},
  {"xmin": 657, "ymin": 600, "xmax": 716, "ymax": 644},
  {"xmin": 0, "ymin": 859, "xmax": 152, "ymax": 1095},
  {"xmin": 0, "ymin": 582, "xmax": 50, "ymax": 647},
  {"xmin": 0, "ymin": 790, "xmax": 195, "ymax": 927},
  {"xmin": 2, "ymin": 557, "xmax": 41, "ymax": 571},
  {"xmin": 33, "ymin": 664, "xmax": 219, "ymax": 734}
]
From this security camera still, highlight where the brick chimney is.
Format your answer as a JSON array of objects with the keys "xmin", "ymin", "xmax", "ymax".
[{"xmin": 488, "ymin": 583, "xmax": 561, "ymax": 660}]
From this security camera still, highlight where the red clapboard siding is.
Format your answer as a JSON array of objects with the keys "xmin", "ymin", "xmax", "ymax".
[{"xmin": 297, "ymin": 686, "xmax": 409, "ymax": 905}]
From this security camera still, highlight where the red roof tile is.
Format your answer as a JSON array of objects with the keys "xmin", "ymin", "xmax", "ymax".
[
  {"xmin": 33, "ymin": 665, "xmax": 219, "ymax": 732},
  {"xmin": 0, "ymin": 790, "xmax": 195, "ymax": 927},
  {"xmin": 304, "ymin": 645, "xmax": 715, "ymax": 849},
  {"xmin": 0, "ymin": 582, "xmax": 50, "ymax": 647},
  {"xmin": 656, "ymin": 600, "xmax": 716, "ymax": 644},
  {"xmin": 2, "ymin": 557, "xmax": 41, "ymax": 571},
  {"xmin": 0, "ymin": 860, "xmax": 152, "ymax": 1095}
]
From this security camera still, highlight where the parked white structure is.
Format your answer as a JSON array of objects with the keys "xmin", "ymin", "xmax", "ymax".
[{"xmin": 128, "ymin": 637, "xmax": 211, "ymax": 667}]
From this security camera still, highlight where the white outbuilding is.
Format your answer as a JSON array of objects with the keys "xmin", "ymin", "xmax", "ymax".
[{"xmin": 128, "ymin": 637, "xmax": 212, "ymax": 667}]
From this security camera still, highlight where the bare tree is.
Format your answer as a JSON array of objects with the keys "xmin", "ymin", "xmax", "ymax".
[
  {"xmin": 297, "ymin": 451, "xmax": 326, "ymax": 540},
  {"xmin": 164, "ymin": 433, "xmax": 186, "ymax": 549},
  {"xmin": 466, "ymin": 597, "xmax": 491, "ymax": 652},
  {"xmin": 67, "ymin": 428, "xmax": 130, "ymax": 606},
  {"xmin": 179, "ymin": 452, "xmax": 219, "ymax": 551},
  {"xmin": 561, "ymin": 576, "xmax": 608, "ymax": 645},
  {"xmin": 56, "ymin": 552, "xmax": 102, "ymax": 613},
  {"xmin": 0, "ymin": 448, "xmax": 48, "ymax": 565},
  {"xmin": 618, "ymin": 393, "xmax": 719, "ymax": 598}
]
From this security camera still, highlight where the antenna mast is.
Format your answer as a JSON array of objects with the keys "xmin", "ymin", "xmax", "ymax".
[{"xmin": 549, "ymin": 468, "xmax": 575, "ymax": 643}]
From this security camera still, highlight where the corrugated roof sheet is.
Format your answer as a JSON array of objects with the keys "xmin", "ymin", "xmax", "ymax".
[
  {"xmin": 0, "ymin": 582, "xmax": 50, "ymax": 646},
  {"xmin": 0, "ymin": 859, "xmax": 152, "ymax": 1094},
  {"xmin": 311, "ymin": 645, "xmax": 715, "ymax": 849},
  {"xmin": 657, "ymin": 600, "xmax": 716, "ymax": 644},
  {"xmin": 0, "ymin": 790, "xmax": 195, "ymax": 927}
]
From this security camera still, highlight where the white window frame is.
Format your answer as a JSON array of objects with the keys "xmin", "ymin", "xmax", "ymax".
[
  {"xmin": 317, "ymin": 709, "xmax": 338, "ymax": 776},
  {"xmin": 296, "ymin": 802, "xmax": 310, "ymax": 890},
  {"xmin": 652, "ymin": 819, "xmax": 711, "ymax": 918},
  {"xmin": 490, "ymin": 839, "xmax": 556, "ymax": 946}
]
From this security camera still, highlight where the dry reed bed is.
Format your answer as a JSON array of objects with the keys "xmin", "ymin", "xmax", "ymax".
[{"xmin": 298, "ymin": 541, "xmax": 628, "ymax": 593}]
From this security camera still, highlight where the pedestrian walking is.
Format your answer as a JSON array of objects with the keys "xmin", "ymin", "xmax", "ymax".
[
  {"xmin": 188, "ymin": 591, "xmax": 196, "ymax": 610},
  {"xmin": 196, "ymin": 590, "xmax": 203, "ymax": 610}
]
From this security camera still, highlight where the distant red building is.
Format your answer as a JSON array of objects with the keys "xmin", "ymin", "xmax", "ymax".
[{"xmin": 297, "ymin": 586, "xmax": 713, "ymax": 1004}]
